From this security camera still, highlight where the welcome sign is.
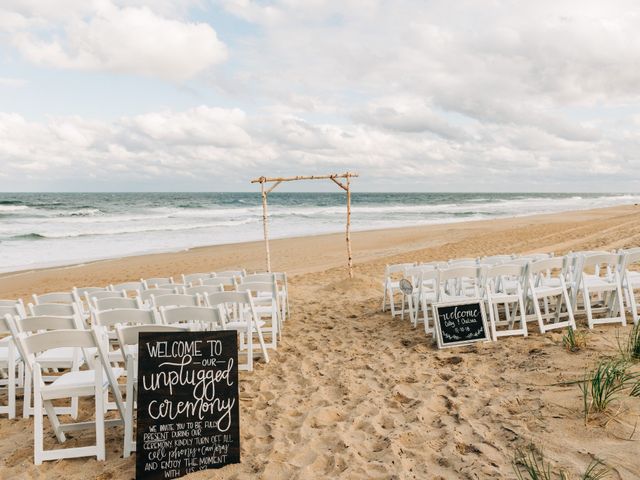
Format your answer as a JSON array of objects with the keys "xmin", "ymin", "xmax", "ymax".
[
  {"xmin": 432, "ymin": 299, "xmax": 490, "ymax": 348},
  {"xmin": 136, "ymin": 331, "xmax": 240, "ymax": 480}
]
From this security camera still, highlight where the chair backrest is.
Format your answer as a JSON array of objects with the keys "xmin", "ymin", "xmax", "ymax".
[
  {"xmin": 182, "ymin": 272, "xmax": 213, "ymax": 284},
  {"xmin": 581, "ymin": 253, "xmax": 622, "ymax": 269},
  {"xmin": 0, "ymin": 299, "xmax": 23, "ymax": 308},
  {"xmin": 14, "ymin": 314, "xmax": 82, "ymax": 333},
  {"xmin": 94, "ymin": 308, "xmax": 157, "ymax": 329},
  {"xmin": 201, "ymin": 277, "xmax": 237, "ymax": 288},
  {"xmin": 438, "ymin": 265, "xmax": 481, "ymax": 282},
  {"xmin": 385, "ymin": 263, "xmax": 415, "ymax": 276},
  {"xmin": 116, "ymin": 324, "xmax": 188, "ymax": 350},
  {"xmin": 184, "ymin": 285, "xmax": 224, "ymax": 296},
  {"xmin": 481, "ymin": 255, "xmax": 514, "ymax": 265},
  {"xmin": 32, "ymin": 292, "xmax": 75, "ymax": 305},
  {"xmin": 142, "ymin": 277, "xmax": 174, "ymax": 289},
  {"xmin": 17, "ymin": 329, "xmax": 97, "ymax": 371},
  {"xmin": 485, "ymin": 264, "xmax": 526, "ymax": 292},
  {"xmin": 110, "ymin": 282, "xmax": 143, "ymax": 294},
  {"xmin": 237, "ymin": 281, "xmax": 276, "ymax": 296},
  {"xmin": 151, "ymin": 293, "xmax": 199, "ymax": 309},
  {"xmin": 159, "ymin": 306, "xmax": 223, "ymax": 329},
  {"xmin": 528, "ymin": 257, "xmax": 566, "ymax": 279},
  {"xmin": 204, "ymin": 290, "xmax": 253, "ymax": 308},
  {"xmin": 242, "ymin": 273, "xmax": 275, "ymax": 283},
  {"xmin": 84, "ymin": 290, "xmax": 126, "ymax": 304},
  {"xmin": 140, "ymin": 288, "xmax": 176, "ymax": 302},
  {"xmin": 28, "ymin": 302, "xmax": 79, "ymax": 318},
  {"xmin": 92, "ymin": 296, "xmax": 141, "ymax": 311}
]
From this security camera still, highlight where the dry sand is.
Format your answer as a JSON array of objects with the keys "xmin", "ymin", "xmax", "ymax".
[{"xmin": 1, "ymin": 204, "xmax": 640, "ymax": 479}]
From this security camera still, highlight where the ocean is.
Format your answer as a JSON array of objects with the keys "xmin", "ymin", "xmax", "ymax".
[{"xmin": 1, "ymin": 192, "xmax": 638, "ymax": 273}]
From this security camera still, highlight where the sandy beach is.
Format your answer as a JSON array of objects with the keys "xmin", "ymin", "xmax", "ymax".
[{"xmin": 1, "ymin": 204, "xmax": 640, "ymax": 479}]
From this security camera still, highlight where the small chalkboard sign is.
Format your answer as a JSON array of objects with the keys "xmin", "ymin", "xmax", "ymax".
[
  {"xmin": 136, "ymin": 331, "xmax": 240, "ymax": 480},
  {"xmin": 432, "ymin": 299, "xmax": 489, "ymax": 348}
]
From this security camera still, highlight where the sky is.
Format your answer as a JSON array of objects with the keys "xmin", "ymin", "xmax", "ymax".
[{"xmin": 1, "ymin": 0, "xmax": 640, "ymax": 192}]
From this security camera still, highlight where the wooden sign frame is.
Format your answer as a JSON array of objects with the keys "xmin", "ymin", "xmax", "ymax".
[{"xmin": 432, "ymin": 298, "xmax": 490, "ymax": 348}]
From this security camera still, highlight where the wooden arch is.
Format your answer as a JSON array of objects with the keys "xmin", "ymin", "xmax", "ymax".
[{"xmin": 250, "ymin": 172, "xmax": 358, "ymax": 278}]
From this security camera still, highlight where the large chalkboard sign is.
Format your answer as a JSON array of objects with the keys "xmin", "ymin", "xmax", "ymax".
[
  {"xmin": 136, "ymin": 331, "xmax": 240, "ymax": 480},
  {"xmin": 432, "ymin": 299, "xmax": 490, "ymax": 348}
]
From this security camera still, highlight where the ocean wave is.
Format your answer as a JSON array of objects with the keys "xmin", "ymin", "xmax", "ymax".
[{"xmin": 0, "ymin": 205, "xmax": 31, "ymax": 212}]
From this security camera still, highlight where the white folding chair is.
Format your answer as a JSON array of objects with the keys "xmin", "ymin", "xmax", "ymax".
[
  {"xmin": 578, "ymin": 253, "xmax": 626, "ymax": 329},
  {"xmin": 10, "ymin": 314, "xmax": 86, "ymax": 419},
  {"xmin": 621, "ymin": 250, "xmax": 640, "ymax": 325},
  {"xmin": 0, "ymin": 314, "xmax": 22, "ymax": 418},
  {"xmin": 403, "ymin": 266, "xmax": 439, "ymax": 332},
  {"xmin": 382, "ymin": 263, "xmax": 415, "ymax": 316},
  {"xmin": 526, "ymin": 257, "xmax": 576, "ymax": 333},
  {"xmin": 16, "ymin": 328, "xmax": 124, "ymax": 464},
  {"xmin": 115, "ymin": 324, "xmax": 187, "ymax": 457},
  {"xmin": 485, "ymin": 264, "xmax": 528, "ymax": 340},
  {"xmin": 91, "ymin": 296, "xmax": 142, "ymax": 313},
  {"xmin": 237, "ymin": 281, "xmax": 281, "ymax": 348},
  {"xmin": 204, "ymin": 291, "xmax": 269, "ymax": 372},
  {"xmin": 242, "ymin": 272, "xmax": 290, "ymax": 321}
]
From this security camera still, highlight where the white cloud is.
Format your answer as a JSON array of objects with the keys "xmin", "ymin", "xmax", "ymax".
[{"xmin": 3, "ymin": 1, "xmax": 227, "ymax": 81}]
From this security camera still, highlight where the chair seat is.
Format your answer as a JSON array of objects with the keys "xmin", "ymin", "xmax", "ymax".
[{"xmin": 41, "ymin": 367, "xmax": 124, "ymax": 400}]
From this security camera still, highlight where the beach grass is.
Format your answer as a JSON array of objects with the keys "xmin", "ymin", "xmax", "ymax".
[{"xmin": 513, "ymin": 444, "xmax": 609, "ymax": 480}]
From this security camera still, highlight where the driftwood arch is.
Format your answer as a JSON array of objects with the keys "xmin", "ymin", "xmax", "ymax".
[{"xmin": 251, "ymin": 172, "xmax": 358, "ymax": 278}]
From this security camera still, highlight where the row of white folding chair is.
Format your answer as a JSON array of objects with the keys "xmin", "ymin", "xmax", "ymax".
[{"xmin": 404, "ymin": 259, "xmax": 576, "ymax": 339}]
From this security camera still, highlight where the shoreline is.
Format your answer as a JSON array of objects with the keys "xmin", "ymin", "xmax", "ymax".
[
  {"xmin": 1, "ymin": 203, "xmax": 638, "ymax": 299},
  {"xmin": 3, "ymin": 196, "xmax": 640, "ymax": 277}
]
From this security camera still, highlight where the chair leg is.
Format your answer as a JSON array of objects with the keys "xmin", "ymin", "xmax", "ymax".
[
  {"xmin": 43, "ymin": 400, "xmax": 66, "ymax": 443},
  {"xmin": 34, "ymin": 378, "xmax": 43, "ymax": 466},
  {"xmin": 583, "ymin": 284, "xmax": 594, "ymax": 329},
  {"xmin": 253, "ymin": 322, "xmax": 270, "ymax": 364},
  {"xmin": 23, "ymin": 368, "xmax": 31, "ymax": 418},
  {"xmin": 629, "ymin": 286, "xmax": 639, "ymax": 325},
  {"xmin": 616, "ymin": 282, "xmax": 627, "ymax": 326},
  {"xmin": 382, "ymin": 283, "xmax": 387, "ymax": 312},
  {"xmin": 124, "ymin": 362, "xmax": 135, "ymax": 458},
  {"xmin": 532, "ymin": 292, "xmax": 545, "ymax": 333},
  {"xmin": 95, "ymin": 373, "xmax": 105, "ymax": 461},
  {"xmin": 562, "ymin": 287, "xmax": 576, "ymax": 329},
  {"xmin": 8, "ymin": 345, "xmax": 16, "ymax": 419}
]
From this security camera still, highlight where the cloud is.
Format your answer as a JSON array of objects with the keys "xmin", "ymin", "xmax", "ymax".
[
  {"xmin": 0, "ymin": 77, "xmax": 26, "ymax": 88},
  {"xmin": 4, "ymin": 1, "xmax": 227, "ymax": 81}
]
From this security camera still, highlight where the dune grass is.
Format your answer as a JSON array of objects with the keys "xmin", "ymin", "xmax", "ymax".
[
  {"xmin": 563, "ymin": 326, "xmax": 588, "ymax": 353},
  {"xmin": 512, "ymin": 443, "xmax": 609, "ymax": 480},
  {"xmin": 617, "ymin": 323, "xmax": 640, "ymax": 361},
  {"xmin": 579, "ymin": 359, "xmax": 637, "ymax": 422}
]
